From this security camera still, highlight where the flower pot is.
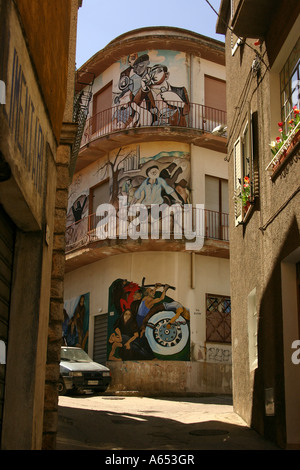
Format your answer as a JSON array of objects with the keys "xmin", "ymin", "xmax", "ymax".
[{"xmin": 243, "ymin": 200, "xmax": 251, "ymax": 216}]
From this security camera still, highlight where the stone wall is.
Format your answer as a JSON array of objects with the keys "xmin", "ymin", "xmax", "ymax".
[
  {"xmin": 42, "ymin": 145, "xmax": 71, "ymax": 449},
  {"xmin": 108, "ymin": 361, "xmax": 232, "ymax": 396}
]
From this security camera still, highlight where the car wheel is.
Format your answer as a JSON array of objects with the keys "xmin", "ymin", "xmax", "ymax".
[{"xmin": 58, "ymin": 378, "xmax": 67, "ymax": 396}]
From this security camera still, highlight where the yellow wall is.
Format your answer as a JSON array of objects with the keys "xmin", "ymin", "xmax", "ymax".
[{"xmin": 15, "ymin": 0, "xmax": 72, "ymax": 142}]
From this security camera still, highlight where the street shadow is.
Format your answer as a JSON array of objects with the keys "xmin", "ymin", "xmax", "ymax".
[{"xmin": 57, "ymin": 400, "xmax": 280, "ymax": 451}]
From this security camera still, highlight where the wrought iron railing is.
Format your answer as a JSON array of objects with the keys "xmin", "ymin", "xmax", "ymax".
[
  {"xmin": 65, "ymin": 207, "xmax": 229, "ymax": 253},
  {"xmin": 70, "ymin": 72, "xmax": 94, "ymax": 178},
  {"xmin": 80, "ymin": 102, "xmax": 227, "ymax": 146}
]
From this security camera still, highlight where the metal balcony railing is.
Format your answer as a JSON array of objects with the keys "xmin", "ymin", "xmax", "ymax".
[
  {"xmin": 65, "ymin": 207, "xmax": 229, "ymax": 253},
  {"xmin": 80, "ymin": 102, "xmax": 227, "ymax": 146}
]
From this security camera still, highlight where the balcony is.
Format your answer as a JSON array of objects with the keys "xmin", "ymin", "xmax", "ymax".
[
  {"xmin": 65, "ymin": 207, "xmax": 229, "ymax": 272},
  {"xmin": 76, "ymin": 102, "xmax": 227, "ymax": 172}
]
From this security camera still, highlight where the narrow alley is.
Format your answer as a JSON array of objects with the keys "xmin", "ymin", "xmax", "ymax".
[{"xmin": 57, "ymin": 394, "xmax": 280, "ymax": 451}]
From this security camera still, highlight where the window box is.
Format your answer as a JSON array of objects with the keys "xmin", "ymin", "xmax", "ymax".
[{"xmin": 266, "ymin": 119, "xmax": 300, "ymax": 177}]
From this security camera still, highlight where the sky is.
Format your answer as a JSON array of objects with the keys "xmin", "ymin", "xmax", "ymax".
[{"xmin": 76, "ymin": 0, "xmax": 223, "ymax": 68}]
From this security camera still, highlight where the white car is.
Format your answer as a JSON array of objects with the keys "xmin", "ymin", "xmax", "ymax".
[{"xmin": 59, "ymin": 346, "xmax": 111, "ymax": 395}]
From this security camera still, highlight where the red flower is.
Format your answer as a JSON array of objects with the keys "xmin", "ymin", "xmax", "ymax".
[
  {"xmin": 254, "ymin": 40, "xmax": 261, "ymax": 46},
  {"xmin": 276, "ymin": 136, "xmax": 281, "ymax": 143},
  {"xmin": 278, "ymin": 122, "xmax": 283, "ymax": 127},
  {"xmin": 279, "ymin": 128, "xmax": 283, "ymax": 132}
]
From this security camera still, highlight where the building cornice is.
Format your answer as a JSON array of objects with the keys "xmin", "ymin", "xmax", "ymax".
[{"xmin": 76, "ymin": 27, "xmax": 225, "ymax": 91}]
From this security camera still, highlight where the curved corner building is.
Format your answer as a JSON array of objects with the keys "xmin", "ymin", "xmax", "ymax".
[{"xmin": 63, "ymin": 27, "xmax": 231, "ymax": 394}]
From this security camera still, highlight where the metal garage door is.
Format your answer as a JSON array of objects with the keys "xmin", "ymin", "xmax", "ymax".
[
  {"xmin": 93, "ymin": 313, "xmax": 108, "ymax": 365},
  {"xmin": 0, "ymin": 206, "xmax": 15, "ymax": 444}
]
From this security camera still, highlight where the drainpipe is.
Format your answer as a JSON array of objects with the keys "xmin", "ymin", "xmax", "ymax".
[{"xmin": 191, "ymin": 251, "xmax": 196, "ymax": 289}]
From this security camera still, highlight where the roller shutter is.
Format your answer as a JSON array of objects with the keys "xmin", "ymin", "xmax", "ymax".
[{"xmin": 93, "ymin": 313, "xmax": 108, "ymax": 365}]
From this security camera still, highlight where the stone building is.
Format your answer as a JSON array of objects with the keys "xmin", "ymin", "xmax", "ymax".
[
  {"xmin": 0, "ymin": 0, "xmax": 82, "ymax": 450},
  {"xmin": 63, "ymin": 27, "xmax": 232, "ymax": 395},
  {"xmin": 217, "ymin": 0, "xmax": 300, "ymax": 449}
]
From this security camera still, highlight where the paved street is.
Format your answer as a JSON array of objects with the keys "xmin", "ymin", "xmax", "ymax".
[{"xmin": 57, "ymin": 394, "xmax": 280, "ymax": 451}]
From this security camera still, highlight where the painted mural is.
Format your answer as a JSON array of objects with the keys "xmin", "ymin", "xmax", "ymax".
[
  {"xmin": 91, "ymin": 145, "xmax": 191, "ymax": 209},
  {"xmin": 112, "ymin": 50, "xmax": 190, "ymax": 129},
  {"xmin": 65, "ymin": 145, "xmax": 191, "ymax": 250},
  {"xmin": 63, "ymin": 293, "xmax": 90, "ymax": 352},
  {"xmin": 110, "ymin": 146, "xmax": 191, "ymax": 209},
  {"xmin": 65, "ymin": 183, "xmax": 89, "ymax": 249},
  {"xmin": 107, "ymin": 279, "xmax": 190, "ymax": 361}
]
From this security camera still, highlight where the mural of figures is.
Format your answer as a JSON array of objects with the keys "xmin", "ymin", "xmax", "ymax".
[
  {"xmin": 65, "ymin": 191, "xmax": 89, "ymax": 249},
  {"xmin": 64, "ymin": 145, "xmax": 191, "ymax": 251},
  {"xmin": 112, "ymin": 50, "xmax": 190, "ymax": 129},
  {"xmin": 90, "ymin": 145, "xmax": 190, "ymax": 209},
  {"xmin": 107, "ymin": 279, "xmax": 190, "ymax": 361},
  {"xmin": 63, "ymin": 293, "xmax": 90, "ymax": 352},
  {"xmin": 118, "ymin": 148, "xmax": 191, "ymax": 207}
]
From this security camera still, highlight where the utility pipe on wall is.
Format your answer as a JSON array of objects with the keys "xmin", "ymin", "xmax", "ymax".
[{"xmin": 191, "ymin": 251, "xmax": 195, "ymax": 289}]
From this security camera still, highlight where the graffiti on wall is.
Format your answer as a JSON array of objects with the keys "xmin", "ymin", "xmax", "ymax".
[
  {"xmin": 63, "ymin": 293, "xmax": 90, "ymax": 351},
  {"xmin": 112, "ymin": 50, "xmax": 190, "ymax": 129},
  {"xmin": 107, "ymin": 278, "xmax": 190, "ymax": 361}
]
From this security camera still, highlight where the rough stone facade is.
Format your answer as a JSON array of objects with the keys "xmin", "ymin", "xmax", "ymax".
[
  {"xmin": 0, "ymin": 0, "xmax": 81, "ymax": 450},
  {"xmin": 217, "ymin": 0, "xmax": 300, "ymax": 449}
]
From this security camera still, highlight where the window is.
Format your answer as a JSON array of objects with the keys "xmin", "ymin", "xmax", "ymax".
[
  {"xmin": 89, "ymin": 179, "xmax": 110, "ymax": 237},
  {"xmin": 92, "ymin": 82, "xmax": 113, "ymax": 133},
  {"xmin": 206, "ymin": 294, "xmax": 231, "ymax": 344},
  {"xmin": 205, "ymin": 76, "xmax": 226, "ymax": 112},
  {"xmin": 280, "ymin": 37, "xmax": 300, "ymax": 134},
  {"xmin": 233, "ymin": 107, "xmax": 254, "ymax": 225},
  {"xmin": 233, "ymin": 137, "xmax": 242, "ymax": 224},
  {"xmin": 90, "ymin": 179, "xmax": 110, "ymax": 214},
  {"xmin": 204, "ymin": 76, "xmax": 227, "ymax": 133},
  {"xmin": 205, "ymin": 175, "xmax": 229, "ymax": 240}
]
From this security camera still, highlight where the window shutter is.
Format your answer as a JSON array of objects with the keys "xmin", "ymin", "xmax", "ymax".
[
  {"xmin": 234, "ymin": 137, "xmax": 242, "ymax": 225},
  {"xmin": 247, "ymin": 106, "xmax": 254, "ymax": 201}
]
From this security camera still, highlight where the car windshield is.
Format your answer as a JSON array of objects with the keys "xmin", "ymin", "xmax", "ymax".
[{"xmin": 61, "ymin": 348, "xmax": 92, "ymax": 363}]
